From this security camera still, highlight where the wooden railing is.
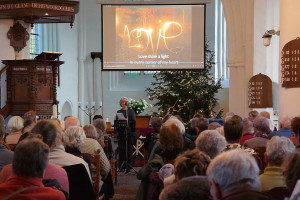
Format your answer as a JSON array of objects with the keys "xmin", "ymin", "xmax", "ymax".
[
  {"xmin": 0, "ymin": 65, "xmax": 8, "ymax": 75},
  {"xmin": 0, "ymin": 65, "xmax": 9, "ymax": 118}
]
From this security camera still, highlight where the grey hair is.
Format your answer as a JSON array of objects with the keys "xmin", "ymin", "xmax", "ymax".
[
  {"xmin": 64, "ymin": 126, "xmax": 86, "ymax": 149},
  {"xmin": 208, "ymin": 122, "xmax": 222, "ymax": 130},
  {"xmin": 243, "ymin": 120, "xmax": 254, "ymax": 133},
  {"xmin": 253, "ymin": 116, "xmax": 270, "ymax": 133},
  {"xmin": 207, "ymin": 149, "xmax": 260, "ymax": 194},
  {"xmin": 195, "ymin": 130, "xmax": 226, "ymax": 159},
  {"xmin": 190, "ymin": 118, "xmax": 198, "ymax": 129},
  {"xmin": 279, "ymin": 115, "xmax": 292, "ymax": 129},
  {"xmin": 164, "ymin": 116, "xmax": 185, "ymax": 135},
  {"xmin": 8, "ymin": 116, "xmax": 24, "ymax": 132},
  {"xmin": 215, "ymin": 126, "xmax": 224, "ymax": 136},
  {"xmin": 260, "ymin": 111, "xmax": 270, "ymax": 119},
  {"xmin": 93, "ymin": 118, "xmax": 107, "ymax": 132},
  {"xmin": 266, "ymin": 136, "xmax": 295, "ymax": 166}
]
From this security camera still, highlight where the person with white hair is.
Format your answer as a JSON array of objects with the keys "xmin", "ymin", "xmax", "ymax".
[
  {"xmin": 260, "ymin": 136, "xmax": 295, "ymax": 191},
  {"xmin": 207, "ymin": 149, "xmax": 271, "ymax": 200},
  {"xmin": 268, "ymin": 115, "xmax": 292, "ymax": 138},
  {"xmin": 64, "ymin": 126, "xmax": 92, "ymax": 175},
  {"xmin": 5, "ymin": 116, "xmax": 24, "ymax": 145},
  {"xmin": 195, "ymin": 130, "xmax": 226, "ymax": 159}
]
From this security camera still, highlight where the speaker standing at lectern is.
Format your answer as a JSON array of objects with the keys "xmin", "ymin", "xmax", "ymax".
[{"xmin": 115, "ymin": 97, "xmax": 136, "ymax": 172}]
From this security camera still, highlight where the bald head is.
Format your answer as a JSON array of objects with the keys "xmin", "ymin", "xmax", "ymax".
[{"xmin": 64, "ymin": 116, "xmax": 80, "ymax": 129}]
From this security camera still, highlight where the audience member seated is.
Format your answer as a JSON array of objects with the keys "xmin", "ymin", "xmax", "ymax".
[
  {"xmin": 46, "ymin": 120, "xmax": 91, "ymax": 179},
  {"xmin": 25, "ymin": 120, "xmax": 70, "ymax": 193},
  {"xmin": 260, "ymin": 111, "xmax": 275, "ymax": 131},
  {"xmin": 161, "ymin": 114, "xmax": 173, "ymax": 124},
  {"xmin": 144, "ymin": 117, "xmax": 162, "ymax": 158},
  {"xmin": 23, "ymin": 110, "xmax": 38, "ymax": 123},
  {"xmin": 93, "ymin": 118, "xmax": 114, "ymax": 159},
  {"xmin": 82, "ymin": 124, "xmax": 113, "ymax": 199},
  {"xmin": 136, "ymin": 123, "xmax": 184, "ymax": 200},
  {"xmin": 0, "ymin": 115, "xmax": 13, "ymax": 172},
  {"xmin": 207, "ymin": 149, "xmax": 272, "ymax": 200},
  {"xmin": 164, "ymin": 149, "xmax": 211, "ymax": 187},
  {"xmin": 159, "ymin": 176, "xmax": 212, "ymax": 200},
  {"xmin": 64, "ymin": 116, "xmax": 80, "ymax": 129},
  {"xmin": 290, "ymin": 117, "xmax": 300, "ymax": 149},
  {"xmin": 0, "ymin": 137, "xmax": 65, "ymax": 200},
  {"xmin": 93, "ymin": 115, "xmax": 103, "ymax": 120},
  {"xmin": 195, "ymin": 130, "xmax": 226, "ymax": 159},
  {"xmin": 248, "ymin": 110, "xmax": 259, "ymax": 121},
  {"xmin": 5, "ymin": 116, "xmax": 24, "ymax": 145},
  {"xmin": 223, "ymin": 117, "xmax": 264, "ymax": 170},
  {"xmin": 240, "ymin": 118, "xmax": 254, "ymax": 145},
  {"xmin": 184, "ymin": 117, "xmax": 209, "ymax": 141},
  {"xmin": 185, "ymin": 118, "xmax": 198, "ymax": 137},
  {"xmin": 208, "ymin": 122, "xmax": 222, "ymax": 130},
  {"xmin": 244, "ymin": 116, "xmax": 271, "ymax": 148},
  {"xmin": 21, "ymin": 119, "xmax": 36, "ymax": 134},
  {"xmin": 148, "ymin": 116, "xmax": 189, "ymax": 161},
  {"xmin": 260, "ymin": 136, "xmax": 295, "ymax": 192},
  {"xmin": 282, "ymin": 152, "xmax": 300, "ymax": 194},
  {"xmin": 64, "ymin": 126, "xmax": 92, "ymax": 175},
  {"xmin": 269, "ymin": 115, "xmax": 292, "ymax": 138},
  {"xmin": 167, "ymin": 116, "xmax": 195, "ymax": 150}
]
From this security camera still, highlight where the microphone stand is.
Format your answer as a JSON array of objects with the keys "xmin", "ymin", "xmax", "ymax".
[{"xmin": 118, "ymin": 106, "xmax": 137, "ymax": 174}]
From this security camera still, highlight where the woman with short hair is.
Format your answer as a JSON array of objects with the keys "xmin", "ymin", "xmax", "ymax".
[{"xmin": 5, "ymin": 116, "xmax": 24, "ymax": 145}]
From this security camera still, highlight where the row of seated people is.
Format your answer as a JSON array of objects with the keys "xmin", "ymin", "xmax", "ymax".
[
  {"xmin": 0, "ymin": 111, "xmax": 114, "ymax": 200},
  {"xmin": 137, "ymin": 111, "xmax": 300, "ymax": 200}
]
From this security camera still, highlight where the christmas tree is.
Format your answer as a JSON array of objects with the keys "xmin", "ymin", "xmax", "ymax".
[{"xmin": 146, "ymin": 42, "xmax": 223, "ymax": 123}]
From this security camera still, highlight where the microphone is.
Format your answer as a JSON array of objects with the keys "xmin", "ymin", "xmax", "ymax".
[{"xmin": 125, "ymin": 101, "xmax": 128, "ymax": 106}]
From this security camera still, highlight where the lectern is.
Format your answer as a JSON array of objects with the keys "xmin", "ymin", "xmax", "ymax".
[{"xmin": 2, "ymin": 52, "xmax": 64, "ymax": 119}]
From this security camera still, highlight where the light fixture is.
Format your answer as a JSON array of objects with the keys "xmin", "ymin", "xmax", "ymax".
[
  {"xmin": 78, "ymin": 101, "xmax": 102, "ymax": 124},
  {"xmin": 262, "ymin": 29, "xmax": 280, "ymax": 47}
]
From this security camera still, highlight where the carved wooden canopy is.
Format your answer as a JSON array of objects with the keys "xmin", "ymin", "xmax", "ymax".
[{"xmin": 0, "ymin": 0, "xmax": 79, "ymax": 27}]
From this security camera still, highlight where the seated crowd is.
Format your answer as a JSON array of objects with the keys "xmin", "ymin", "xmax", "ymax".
[
  {"xmin": 2, "ymin": 109, "xmax": 300, "ymax": 200},
  {"xmin": 137, "ymin": 110, "xmax": 300, "ymax": 200},
  {"xmin": 0, "ymin": 111, "xmax": 113, "ymax": 200}
]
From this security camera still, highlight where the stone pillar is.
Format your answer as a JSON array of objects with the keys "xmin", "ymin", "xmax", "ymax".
[
  {"xmin": 222, "ymin": 0, "xmax": 254, "ymax": 117},
  {"xmin": 278, "ymin": 0, "xmax": 300, "ymax": 116}
]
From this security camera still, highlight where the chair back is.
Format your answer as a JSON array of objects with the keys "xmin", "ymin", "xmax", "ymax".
[
  {"xmin": 253, "ymin": 146, "xmax": 267, "ymax": 174},
  {"xmin": 83, "ymin": 150, "xmax": 101, "ymax": 198},
  {"xmin": 62, "ymin": 164, "xmax": 95, "ymax": 200}
]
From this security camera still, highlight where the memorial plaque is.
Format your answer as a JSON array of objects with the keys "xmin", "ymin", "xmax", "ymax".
[
  {"xmin": 248, "ymin": 73, "xmax": 273, "ymax": 108},
  {"xmin": 281, "ymin": 37, "xmax": 300, "ymax": 88}
]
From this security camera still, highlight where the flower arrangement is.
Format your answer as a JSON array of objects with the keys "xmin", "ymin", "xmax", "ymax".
[{"xmin": 128, "ymin": 98, "xmax": 152, "ymax": 115}]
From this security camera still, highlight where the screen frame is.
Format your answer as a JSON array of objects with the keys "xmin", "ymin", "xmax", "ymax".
[{"xmin": 100, "ymin": 2, "xmax": 206, "ymax": 71}]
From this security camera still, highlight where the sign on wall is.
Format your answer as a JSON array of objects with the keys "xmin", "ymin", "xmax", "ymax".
[
  {"xmin": 248, "ymin": 73, "xmax": 273, "ymax": 108},
  {"xmin": 281, "ymin": 37, "xmax": 300, "ymax": 88}
]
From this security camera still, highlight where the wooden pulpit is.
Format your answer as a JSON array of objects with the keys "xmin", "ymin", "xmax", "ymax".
[{"xmin": 2, "ymin": 52, "xmax": 64, "ymax": 119}]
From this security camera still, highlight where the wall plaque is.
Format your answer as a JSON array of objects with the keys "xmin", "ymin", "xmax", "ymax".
[
  {"xmin": 248, "ymin": 73, "xmax": 273, "ymax": 108},
  {"xmin": 281, "ymin": 37, "xmax": 300, "ymax": 88}
]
